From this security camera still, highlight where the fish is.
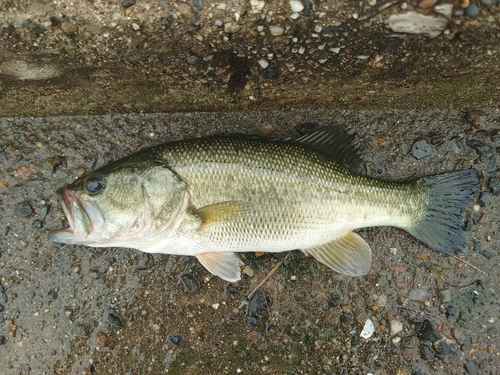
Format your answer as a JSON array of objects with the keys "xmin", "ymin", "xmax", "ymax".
[{"xmin": 50, "ymin": 125, "xmax": 480, "ymax": 282}]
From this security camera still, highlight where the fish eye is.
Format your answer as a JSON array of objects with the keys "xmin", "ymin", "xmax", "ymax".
[{"xmin": 85, "ymin": 174, "xmax": 106, "ymax": 195}]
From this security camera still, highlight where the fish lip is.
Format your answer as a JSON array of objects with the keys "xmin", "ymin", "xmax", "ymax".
[{"xmin": 49, "ymin": 187, "xmax": 92, "ymax": 244}]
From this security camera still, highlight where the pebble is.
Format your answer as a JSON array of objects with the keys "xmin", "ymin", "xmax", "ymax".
[
  {"xmin": 479, "ymin": 0, "xmax": 492, "ymax": 6},
  {"xmin": 312, "ymin": 50, "xmax": 328, "ymax": 63},
  {"xmin": 434, "ymin": 339, "xmax": 456, "ymax": 359},
  {"xmin": 303, "ymin": 1, "xmax": 312, "ymax": 15},
  {"xmin": 411, "ymin": 139, "xmax": 433, "ymax": 160},
  {"xmin": 439, "ymin": 289, "xmax": 451, "ymax": 303},
  {"xmin": 445, "ymin": 305, "xmax": 456, "ymax": 318},
  {"xmin": 466, "ymin": 139, "xmax": 490, "ymax": 156},
  {"xmin": 187, "ymin": 55, "xmax": 200, "ymax": 65},
  {"xmin": 466, "ymin": 109, "xmax": 486, "ymax": 127},
  {"xmin": 464, "ymin": 361, "xmax": 478, "ymax": 374},
  {"xmin": 390, "ymin": 320, "xmax": 403, "ymax": 335},
  {"xmin": 328, "ymin": 293, "xmax": 341, "ymax": 308},
  {"xmin": 418, "ymin": 0, "xmax": 437, "ymax": 8},
  {"xmin": 0, "ymin": 336, "xmax": 5, "ymax": 345},
  {"xmin": 193, "ymin": 0, "xmax": 203, "ymax": 10},
  {"xmin": 258, "ymin": 59, "xmax": 269, "ymax": 69},
  {"xmin": 14, "ymin": 202, "xmax": 33, "ymax": 217},
  {"xmin": 108, "ymin": 312, "xmax": 123, "ymax": 327},
  {"xmin": 32, "ymin": 220, "xmax": 43, "ymax": 229},
  {"xmin": 443, "ymin": 138, "xmax": 464, "ymax": 154},
  {"xmin": 47, "ymin": 290, "xmax": 58, "ymax": 300},
  {"xmin": 40, "ymin": 204, "xmax": 50, "ymax": 219},
  {"xmin": 420, "ymin": 343, "xmax": 435, "ymax": 360},
  {"xmin": 180, "ymin": 274, "xmax": 200, "ymax": 293},
  {"xmin": 226, "ymin": 284, "xmax": 239, "ymax": 295},
  {"xmin": 487, "ymin": 154, "xmax": 498, "ymax": 172},
  {"xmin": 96, "ymin": 331, "xmax": 109, "ymax": 346},
  {"xmin": 224, "ymin": 23, "xmax": 241, "ymax": 34},
  {"xmin": 289, "ymin": 0, "xmax": 304, "ymax": 12},
  {"xmin": 131, "ymin": 23, "xmax": 140, "ymax": 31},
  {"xmin": 417, "ymin": 320, "xmax": 441, "ymax": 342},
  {"xmin": 242, "ymin": 265, "xmax": 254, "ymax": 278},
  {"xmin": 434, "ymin": 3, "xmax": 453, "ymax": 18},
  {"xmin": 465, "ymin": 4, "xmax": 480, "ymax": 17},
  {"xmin": 478, "ymin": 192, "xmax": 490, "ymax": 207},
  {"xmin": 168, "ymin": 332, "xmax": 183, "ymax": 346},
  {"xmin": 408, "ymin": 287, "xmax": 430, "ymax": 302},
  {"xmin": 187, "ymin": 23, "xmax": 200, "ymax": 32},
  {"xmin": 176, "ymin": 3, "xmax": 197, "ymax": 19},
  {"xmin": 121, "ymin": 0, "xmax": 136, "ymax": 9},
  {"xmin": 250, "ymin": 0, "xmax": 265, "ymax": 13},
  {"xmin": 360, "ymin": 318, "xmax": 375, "ymax": 339},
  {"xmin": 246, "ymin": 290, "xmax": 266, "ymax": 325},
  {"xmin": 269, "ymin": 25, "xmax": 284, "ymax": 36},
  {"xmin": 61, "ymin": 22, "xmax": 78, "ymax": 34}
]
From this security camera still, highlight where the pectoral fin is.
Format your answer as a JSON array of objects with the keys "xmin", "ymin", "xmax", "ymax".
[
  {"xmin": 305, "ymin": 231, "xmax": 372, "ymax": 276},
  {"xmin": 193, "ymin": 201, "xmax": 254, "ymax": 232},
  {"xmin": 196, "ymin": 252, "xmax": 243, "ymax": 282}
]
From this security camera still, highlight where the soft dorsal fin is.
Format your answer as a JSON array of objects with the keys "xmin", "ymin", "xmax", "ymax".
[{"xmin": 293, "ymin": 124, "xmax": 363, "ymax": 171}]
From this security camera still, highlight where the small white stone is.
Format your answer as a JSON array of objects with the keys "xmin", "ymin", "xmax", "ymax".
[
  {"xmin": 132, "ymin": 23, "xmax": 140, "ymax": 31},
  {"xmin": 390, "ymin": 320, "xmax": 404, "ymax": 335},
  {"xmin": 224, "ymin": 23, "xmax": 241, "ymax": 33},
  {"xmin": 257, "ymin": 25, "xmax": 264, "ymax": 32},
  {"xmin": 368, "ymin": 0, "xmax": 377, "ymax": 5},
  {"xmin": 298, "ymin": 46, "xmax": 305, "ymax": 54},
  {"xmin": 269, "ymin": 25, "xmax": 284, "ymax": 36},
  {"xmin": 258, "ymin": 59, "xmax": 269, "ymax": 69},
  {"xmin": 289, "ymin": 0, "xmax": 304, "ymax": 12},
  {"xmin": 434, "ymin": 3, "xmax": 453, "ymax": 19},
  {"xmin": 330, "ymin": 47, "xmax": 341, "ymax": 53},
  {"xmin": 360, "ymin": 318, "xmax": 375, "ymax": 339},
  {"xmin": 314, "ymin": 25, "xmax": 323, "ymax": 33},
  {"xmin": 217, "ymin": 3, "xmax": 226, "ymax": 10},
  {"xmin": 212, "ymin": 303, "xmax": 220, "ymax": 310},
  {"xmin": 250, "ymin": 0, "xmax": 265, "ymax": 13},
  {"xmin": 290, "ymin": 12, "xmax": 300, "ymax": 19}
]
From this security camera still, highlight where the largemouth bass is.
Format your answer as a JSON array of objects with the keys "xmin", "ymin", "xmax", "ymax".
[{"xmin": 50, "ymin": 126, "xmax": 479, "ymax": 282}]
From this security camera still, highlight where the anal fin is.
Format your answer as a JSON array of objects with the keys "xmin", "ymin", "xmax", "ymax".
[
  {"xmin": 305, "ymin": 231, "xmax": 372, "ymax": 276},
  {"xmin": 196, "ymin": 252, "xmax": 242, "ymax": 282}
]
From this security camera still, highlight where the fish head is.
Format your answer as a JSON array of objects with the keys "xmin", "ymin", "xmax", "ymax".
[{"xmin": 50, "ymin": 159, "xmax": 186, "ymax": 247}]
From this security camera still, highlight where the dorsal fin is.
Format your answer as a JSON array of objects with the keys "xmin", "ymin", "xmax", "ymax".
[{"xmin": 293, "ymin": 124, "xmax": 363, "ymax": 171}]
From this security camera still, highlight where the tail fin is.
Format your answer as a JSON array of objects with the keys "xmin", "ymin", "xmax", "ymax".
[{"xmin": 406, "ymin": 169, "xmax": 480, "ymax": 255}]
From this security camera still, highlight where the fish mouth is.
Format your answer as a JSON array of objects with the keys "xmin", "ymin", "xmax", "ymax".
[{"xmin": 49, "ymin": 188, "xmax": 100, "ymax": 244}]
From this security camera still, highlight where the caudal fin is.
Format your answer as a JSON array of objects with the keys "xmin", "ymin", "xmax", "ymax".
[{"xmin": 406, "ymin": 169, "xmax": 480, "ymax": 255}]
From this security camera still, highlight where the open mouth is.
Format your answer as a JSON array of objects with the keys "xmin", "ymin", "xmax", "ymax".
[{"xmin": 49, "ymin": 187, "xmax": 93, "ymax": 244}]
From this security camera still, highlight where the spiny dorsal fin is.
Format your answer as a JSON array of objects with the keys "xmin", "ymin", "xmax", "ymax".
[
  {"xmin": 304, "ymin": 231, "xmax": 372, "ymax": 276},
  {"xmin": 196, "ymin": 252, "xmax": 242, "ymax": 282},
  {"xmin": 293, "ymin": 124, "xmax": 363, "ymax": 171},
  {"xmin": 193, "ymin": 201, "xmax": 254, "ymax": 232}
]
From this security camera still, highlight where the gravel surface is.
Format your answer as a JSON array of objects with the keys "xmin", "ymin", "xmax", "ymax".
[
  {"xmin": 1, "ymin": 109, "xmax": 499, "ymax": 374},
  {"xmin": 1, "ymin": 0, "xmax": 499, "ymax": 115}
]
